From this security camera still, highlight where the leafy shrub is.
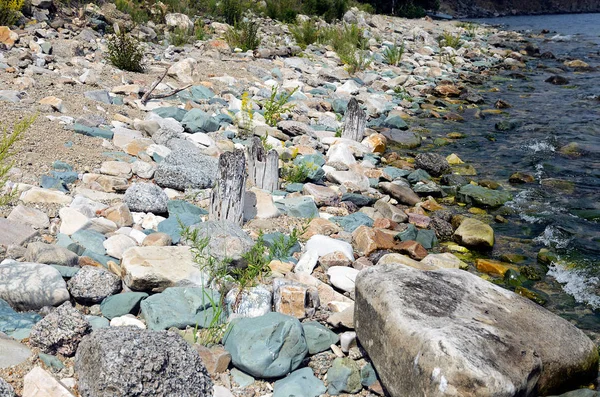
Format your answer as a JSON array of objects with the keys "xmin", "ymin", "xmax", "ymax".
[
  {"xmin": 0, "ymin": 0, "xmax": 23, "ymax": 26},
  {"xmin": 106, "ymin": 26, "xmax": 145, "ymax": 72},
  {"xmin": 170, "ymin": 26, "xmax": 191, "ymax": 46},
  {"xmin": 383, "ymin": 41, "xmax": 405, "ymax": 66},
  {"xmin": 194, "ymin": 19, "xmax": 206, "ymax": 41},
  {"xmin": 219, "ymin": 0, "xmax": 242, "ymax": 25},
  {"xmin": 265, "ymin": 0, "xmax": 298, "ymax": 23},
  {"xmin": 281, "ymin": 162, "xmax": 313, "ymax": 183},
  {"xmin": 114, "ymin": 0, "xmax": 151, "ymax": 24},
  {"xmin": 302, "ymin": 0, "xmax": 348, "ymax": 22},
  {"xmin": 338, "ymin": 43, "xmax": 372, "ymax": 74},
  {"xmin": 262, "ymin": 86, "xmax": 298, "ymax": 127},
  {"xmin": 439, "ymin": 31, "xmax": 462, "ymax": 49},
  {"xmin": 0, "ymin": 116, "xmax": 34, "ymax": 206},
  {"xmin": 319, "ymin": 24, "xmax": 370, "ymax": 74},
  {"xmin": 290, "ymin": 20, "xmax": 319, "ymax": 49},
  {"xmin": 225, "ymin": 19, "xmax": 260, "ymax": 52}
]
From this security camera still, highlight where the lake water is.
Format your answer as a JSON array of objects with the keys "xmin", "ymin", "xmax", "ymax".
[{"xmin": 423, "ymin": 14, "xmax": 600, "ymax": 335}]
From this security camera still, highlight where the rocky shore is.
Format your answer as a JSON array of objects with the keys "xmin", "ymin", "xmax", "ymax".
[{"xmin": 0, "ymin": 2, "xmax": 598, "ymax": 397}]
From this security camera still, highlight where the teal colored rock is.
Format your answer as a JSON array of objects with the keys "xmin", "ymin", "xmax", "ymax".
[
  {"xmin": 285, "ymin": 183, "xmax": 304, "ymax": 193},
  {"xmin": 52, "ymin": 160, "xmax": 72, "ymax": 171},
  {"xmin": 383, "ymin": 166, "xmax": 411, "ymax": 180},
  {"xmin": 416, "ymin": 229, "xmax": 438, "ymax": 249},
  {"xmin": 71, "ymin": 124, "xmax": 113, "ymax": 140},
  {"xmin": 86, "ymin": 315, "xmax": 109, "ymax": 330},
  {"xmin": 72, "ymin": 230, "xmax": 106, "ymax": 256},
  {"xmin": 140, "ymin": 287, "xmax": 222, "ymax": 330},
  {"xmin": 330, "ymin": 212, "xmax": 373, "ymax": 233},
  {"xmin": 407, "ymin": 169, "xmax": 431, "ymax": 184},
  {"xmin": 326, "ymin": 357, "xmax": 362, "ymax": 395},
  {"xmin": 282, "ymin": 197, "xmax": 319, "ymax": 219},
  {"xmin": 152, "ymin": 106, "xmax": 188, "ymax": 122},
  {"xmin": 84, "ymin": 90, "xmax": 112, "ymax": 104},
  {"xmin": 413, "ymin": 181, "xmax": 443, "ymax": 196},
  {"xmin": 341, "ymin": 193, "xmax": 375, "ymax": 207},
  {"xmin": 384, "ymin": 130, "xmax": 421, "ymax": 149},
  {"xmin": 51, "ymin": 265, "xmax": 80, "ymax": 278},
  {"xmin": 360, "ymin": 362, "xmax": 377, "ymax": 387},
  {"xmin": 157, "ymin": 213, "xmax": 199, "ymax": 244},
  {"xmin": 263, "ymin": 233, "xmax": 301, "ymax": 259},
  {"xmin": 168, "ymin": 200, "xmax": 207, "ymax": 217},
  {"xmin": 495, "ymin": 119, "xmax": 520, "ymax": 131},
  {"xmin": 56, "ymin": 233, "xmax": 85, "ymax": 255},
  {"xmin": 0, "ymin": 298, "xmax": 41, "ymax": 339},
  {"xmin": 294, "ymin": 153, "xmax": 326, "ymax": 168},
  {"xmin": 458, "ymin": 184, "xmax": 512, "ymax": 207},
  {"xmin": 190, "ymin": 85, "xmax": 215, "ymax": 101},
  {"xmin": 332, "ymin": 99, "xmax": 349, "ymax": 114},
  {"xmin": 39, "ymin": 353, "xmax": 65, "ymax": 370},
  {"xmin": 81, "ymin": 250, "xmax": 116, "ymax": 268},
  {"xmin": 302, "ymin": 321, "xmax": 339, "ymax": 354},
  {"xmin": 382, "ymin": 115, "xmax": 408, "ymax": 130},
  {"xmin": 231, "ymin": 368, "xmax": 255, "ymax": 387},
  {"xmin": 181, "ymin": 109, "xmax": 219, "ymax": 133},
  {"xmin": 100, "ymin": 292, "xmax": 149, "ymax": 320},
  {"xmin": 397, "ymin": 224, "xmax": 417, "ymax": 242},
  {"xmin": 41, "ymin": 175, "xmax": 68, "ymax": 192},
  {"xmin": 51, "ymin": 171, "xmax": 79, "ymax": 184},
  {"xmin": 274, "ymin": 367, "xmax": 327, "ymax": 397},
  {"xmin": 224, "ymin": 312, "xmax": 308, "ymax": 378}
]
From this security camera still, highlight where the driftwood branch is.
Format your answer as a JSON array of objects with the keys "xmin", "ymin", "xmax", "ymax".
[{"xmin": 140, "ymin": 68, "xmax": 191, "ymax": 105}]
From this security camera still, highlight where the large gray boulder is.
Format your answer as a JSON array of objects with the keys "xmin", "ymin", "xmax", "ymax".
[
  {"xmin": 0, "ymin": 260, "xmax": 69, "ymax": 311},
  {"xmin": 123, "ymin": 183, "xmax": 168, "ymax": 213},
  {"xmin": 355, "ymin": 263, "xmax": 598, "ymax": 397},
  {"xmin": 154, "ymin": 145, "xmax": 218, "ymax": 190},
  {"xmin": 75, "ymin": 326, "xmax": 213, "ymax": 397},
  {"xmin": 67, "ymin": 266, "xmax": 122, "ymax": 304}
]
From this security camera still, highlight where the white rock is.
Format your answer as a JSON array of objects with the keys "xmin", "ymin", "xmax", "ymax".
[
  {"xmin": 336, "ymin": 80, "xmax": 361, "ymax": 95},
  {"xmin": 100, "ymin": 161, "xmax": 132, "ymax": 178},
  {"xmin": 327, "ymin": 266, "xmax": 359, "ymax": 293},
  {"xmin": 129, "ymin": 228, "xmax": 148, "ymax": 245},
  {"xmin": 244, "ymin": 188, "xmax": 279, "ymax": 221},
  {"xmin": 110, "ymin": 314, "xmax": 146, "ymax": 329},
  {"xmin": 328, "ymin": 301, "xmax": 353, "ymax": 313},
  {"xmin": 70, "ymin": 195, "xmax": 108, "ymax": 217},
  {"xmin": 213, "ymin": 385, "xmax": 234, "ymax": 397},
  {"xmin": 20, "ymin": 187, "xmax": 72, "ymax": 204},
  {"xmin": 294, "ymin": 250, "xmax": 319, "ymax": 274},
  {"xmin": 59, "ymin": 208, "xmax": 89, "ymax": 235},
  {"xmin": 326, "ymin": 171, "xmax": 370, "ymax": 192},
  {"xmin": 7, "ymin": 205, "xmax": 50, "ymax": 229},
  {"xmin": 131, "ymin": 161, "xmax": 156, "ymax": 179},
  {"xmin": 340, "ymin": 331, "xmax": 357, "ymax": 353},
  {"xmin": 327, "ymin": 144, "xmax": 356, "ymax": 166},
  {"xmin": 141, "ymin": 213, "xmax": 165, "ymax": 230},
  {"xmin": 165, "ymin": 12, "xmax": 193, "ymax": 32},
  {"xmin": 22, "ymin": 366, "xmax": 75, "ymax": 397},
  {"xmin": 103, "ymin": 234, "xmax": 137, "ymax": 259},
  {"xmin": 304, "ymin": 235, "xmax": 353, "ymax": 261},
  {"xmin": 421, "ymin": 253, "xmax": 466, "ymax": 269},
  {"xmin": 112, "ymin": 127, "xmax": 143, "ymax": 150},
  {"xmin": 80, "ymin": 217, "xmax": 118, "ymax": 234},
  {"xmin": 168, "ymin": 58, "xmax": 198, "ymax": 84}
]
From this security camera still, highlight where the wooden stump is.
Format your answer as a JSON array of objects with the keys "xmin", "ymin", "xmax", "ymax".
[
  {"xmin": 342, "ymin": 97, "xmax": 366, "ymax": 142},
  {"xmin": 246, "ymin": 137, "xmax": 279, "ymax": 192},
  {"xmin": 209, "ymin": 149, "xmax": 247, "ymax": 225}
]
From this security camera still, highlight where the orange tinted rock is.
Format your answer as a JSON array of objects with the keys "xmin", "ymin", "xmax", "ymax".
[
  {"xmin": 397, "ymin": 240, "xmax": 428, "ymax": 261},
  {"xmin": 475, "ymin": 259, "xmax": 513, "ymax": 276},
  {"xmin": 352, "ymin": 226, "xmax": 400, "ymax": 256}
]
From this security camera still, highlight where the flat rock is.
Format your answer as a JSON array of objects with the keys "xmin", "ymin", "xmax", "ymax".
[
  {"xmin": 25, "ymin": 242, "xmax": 79, "ymax": 267},
  {"xmin": 454, "ymin": 217, "xmax": 494, "ymax": 250},
  {"xmin": 0, "ymin": 332, "xmax": 32, "ymax": 368},
  {"xmin": 0, "ymin": 218, "xmax": 38, "ymax": 247},
  {"xmin": 7, "ymin": 205, "xmax": 50, "ymax": 229},
  {"xmin": 355, "ymin": 263, "xmax": 599, "ymax": 396},
  {"xmin": 121, "ymin": 246, "xmax": 208, "ymax": 292},
  {"xmin": 20, "ymin": 187, "xmax": 73, "ymax": 204},
  {"xmin": 0, "ymin": 298, "xmax": 41, "ymax": 339},
  {"xmin": 22, "ymin": 366, "xmax": 75, "ymax": 397},
  {"xmin": 0, "ymin": 260, "xmax": 69, "ymax": 311}
]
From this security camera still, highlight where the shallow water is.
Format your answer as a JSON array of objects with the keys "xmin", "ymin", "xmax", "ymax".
[{"xmin": 417, "ymin": 14, "xmax": 600, "ymax": 334}]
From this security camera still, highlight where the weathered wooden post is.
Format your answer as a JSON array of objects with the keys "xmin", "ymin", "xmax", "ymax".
[
  {"xmin": 209, "ymin": 149, "xmax": 247, "ymax": 225},
  {"xmin": 246, "ymin": 137, "xmax": 279, "ymax": 192},
  {"xmin": 342, "ymin": 97, "xmax": 366, "ymax": 142}
]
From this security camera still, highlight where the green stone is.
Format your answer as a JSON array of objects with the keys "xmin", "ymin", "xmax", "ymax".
[
  {"xmin": 458, "ymin": 184, "xmax": 512, "ymax": 207},
  {"xmin": 302, "ymin": 321, "xmax": 339, "ymax": 355},
  {"xmin": 274, "ymin": 367, "xmax": 326, "ymax": 397},
  {"xmin": 330, "ymin": 212, "xmax": 374, "ymax": 233},
  {"xmin": 100, "ymin": 292, "xmax": 149, "ymax": 320},
  {"xmin": 326, "ymin": 357, "xmax": 361, "ymax": 395}
]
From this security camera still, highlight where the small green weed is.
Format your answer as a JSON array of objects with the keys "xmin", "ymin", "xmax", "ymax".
[
  {"xmin": 0, "ymin": 115, "xmax": 34, "ymax": 206},
  {"xmin": 262, "ymin": 85, "xmax": 298, "ymax": 127},
  {"xmin": 383, "ymin": 42, "xmax": 405, "ymax": 66},
  {"xmin": 281, "ymin": 161, "xmax": 314, "ymax": 183},
  {"xmin": 225, "ymin": 19, "xmax": 261, "ymax": 52},
  {"xmin": 170, "ymin": 26, "xmax": 191, "ymax": 46},
  {"xmin": 439, "ymin": 31, "xmax": 462, "ymax": 49},
  {"xmin": 0, "ymin": 0, "xmax": 22, "ymax": 26},
  {"xmin": 290, "ymin": 20, "xmax": 319, "ymax": 49}
]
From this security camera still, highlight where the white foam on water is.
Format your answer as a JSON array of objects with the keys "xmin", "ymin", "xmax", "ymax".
[
  {"xmin": 526, "ymin": 140, "xmax": 555, "ymax": 153},
  {"xmin": 533, "ymin": 225, "xmax": 571, "ymax": 249},
  {"xmin": 547, "ymin": 261, "xmax": 600, "ymax": 309}
]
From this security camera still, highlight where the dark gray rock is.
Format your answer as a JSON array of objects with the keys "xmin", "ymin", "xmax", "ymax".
[
  {"xmin": 123, "ymin": 182, "xmax": 168, "ymax": 213},
  {"xmin": 29, "ymin": 301, "xmax": 92, "ymax": 357},
  {"xmin": 25, "ymin": 242, "xmax": 79, "ymax": 267},
  {"xmin": 0, "ymin": 377, "xmax": 14, "ymax": 397},
  {"xmin": 414, "ymin": 153, "xmax": 449, "ymax": 177},
  {"xmin": 67, "ymin": 266, "xmax": 121, "ymax": 304},
  {"xmin": 75, "ymin": 326, "xmax": 213, "ymax": 397},
  {"xmin": 154, "ymin": 145, "xmax": 218, "ymax": 190}
]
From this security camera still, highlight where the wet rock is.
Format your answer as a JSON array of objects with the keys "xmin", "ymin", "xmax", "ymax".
[
  {"xmin": 509, "ymin": 172, "xmax": 535, "ymax": 183},
  {"xmin": 414, "ymin": 153, "xmax": 449, "ymax": 176},
  {"xmin": 75, "ymin": 326, "xmax": 212, "ymax": 397},
  {"xmin": 224, "ymin": 312, "xmax": 308, "ymax": 378},
  {"xmin": 68, "ymin": 266, "xmax": 121, "ymax": 304},
  {"xmin": 379, "ymin": 182, "xmax": 420, "ymax": 206},
  {"xmin": 29, "ymin": 302, "xmax": 92, "ymax": 357},
  {"xmin": 454, "ymin": 217, "xmax": 494, "ymax": 250},
  {"xmin": 545, "ymin": 75, "xmax": 569, "ymax": 85},
  {"xmin": 355, "ymin": 263, "xmax": 599, "ymax": 396},
  {"xmin": 382, "ymin": 129, "xmax": 421, "ymax": 148},
  {"xmin": 458, "ymin": 184, "xmax": 512, "ymax": 207},
  {"xmin": 0, "ymin": 260, "xmax": 69, "ymax": 311}
]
